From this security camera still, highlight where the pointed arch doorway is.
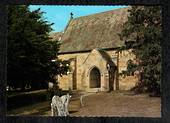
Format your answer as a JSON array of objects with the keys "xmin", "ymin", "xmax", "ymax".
[{"xmin": 89, "ymin": 67, "xmax": 101, "ymax": 88}]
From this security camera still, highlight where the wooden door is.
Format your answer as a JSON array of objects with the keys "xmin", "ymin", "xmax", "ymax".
[{"xmin": 90, "ymin": 67, "xmax": 101, "ymax": 88}]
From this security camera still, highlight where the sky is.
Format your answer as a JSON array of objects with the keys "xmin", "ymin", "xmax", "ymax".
[{"xmin": 29, "ymin": 5, "xmax": 128, "ymax": 32}]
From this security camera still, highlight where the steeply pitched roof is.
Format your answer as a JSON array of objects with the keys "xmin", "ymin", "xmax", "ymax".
[
  {"xmin": 50, "ymin": 32, "xmax": 63, "ymax": 41},
  {"xmin": 52, "ymin": 7, "xmax": 130, "ymax": 53}
]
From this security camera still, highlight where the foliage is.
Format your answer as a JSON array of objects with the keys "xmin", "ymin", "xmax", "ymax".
[
  {"xmin": 119, "ymin": 59, "xmax": 137, "ymax": 78},
  {"xmin": 7, "ymin": 5, "xmax": 69, "ymax": 90},
  {"xmin": 127, "ymin": 59, "xmax": 138, "ymax": 76},
  {"xmin": 119, "ymin": 6, "xmax": 162, "ymax": 95}
]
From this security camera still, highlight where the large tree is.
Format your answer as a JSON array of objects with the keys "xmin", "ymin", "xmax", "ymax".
[
  {"xmin": 7, "ymin": 5, "xmax": 69, "ymax": 90},
  {"xmin": 119, "ymin": 6, "xmax": 162, "ymax": 95}
]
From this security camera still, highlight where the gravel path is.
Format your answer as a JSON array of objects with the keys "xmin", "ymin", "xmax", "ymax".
[{"xmin": 69, "ymin": 91, "xmax": 161, "ymax": 117}]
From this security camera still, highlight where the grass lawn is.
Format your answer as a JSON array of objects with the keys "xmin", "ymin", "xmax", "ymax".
[
  {"xmin": 7, "ymin": 101, "xmax": 51, "ymax": 116},
  {"xmin": 7, "ymin": 89, "xmax": 50, "ymax": 111}
]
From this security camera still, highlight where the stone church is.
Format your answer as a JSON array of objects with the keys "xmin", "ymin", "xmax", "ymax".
[{"xmin": 51, "ymin": 7, "xmax": 138, "ymax": 92}]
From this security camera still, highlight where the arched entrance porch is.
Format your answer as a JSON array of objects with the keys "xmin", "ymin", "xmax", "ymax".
[{"xmin": 89, "ymin": 67, "xmax": 101, "ymax": 88}]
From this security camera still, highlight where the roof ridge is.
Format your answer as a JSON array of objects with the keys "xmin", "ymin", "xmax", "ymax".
[{"xmin": 73, "ymin": 6, "xmax": 130, "ymax": 20}]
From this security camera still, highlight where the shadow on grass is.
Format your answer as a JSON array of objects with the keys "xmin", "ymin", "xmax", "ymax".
[{"xmin": 7, "ymin": 90, "xmax": 49, "ymax": 111}]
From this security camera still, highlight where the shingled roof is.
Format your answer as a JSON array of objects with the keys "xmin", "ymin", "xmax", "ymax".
[
  {"xmin": 50, "ymin": 32, "xmax": 63, "ymax": 41},
  {"xmin": 52, "ymin": 7, "xmax": 130, "ymax": 53}
]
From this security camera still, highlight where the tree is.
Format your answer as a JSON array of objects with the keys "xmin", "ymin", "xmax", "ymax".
[
  {"xmin": 119, "ymin": 6, "xmax": 162, "ymax": 95},
  {"xmin": 7, "ymin": 5, "xmax": 69, "ymax": 90}
]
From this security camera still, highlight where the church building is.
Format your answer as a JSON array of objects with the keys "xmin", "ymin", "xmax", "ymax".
[{"xmin": 51, "ymin": 7, "xmax": 138, "ymax": 92}]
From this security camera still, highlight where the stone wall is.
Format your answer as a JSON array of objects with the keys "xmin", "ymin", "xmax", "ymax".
[{"xmin": 57, "ymin": 49, "xmax": 137, "ymax": 91}]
